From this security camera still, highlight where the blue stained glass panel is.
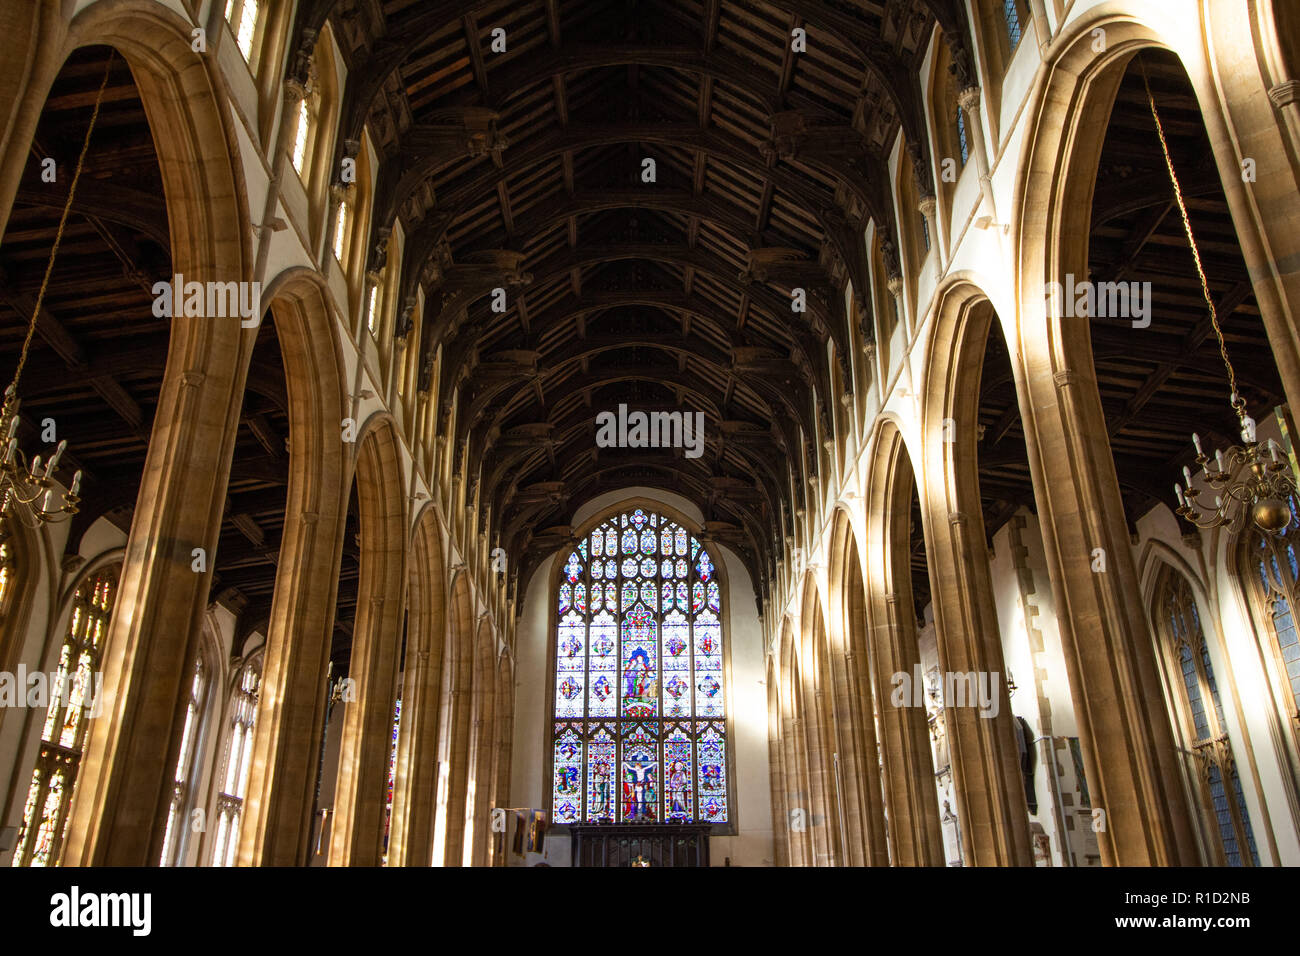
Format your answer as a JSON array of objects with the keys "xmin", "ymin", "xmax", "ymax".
[
  {"xmin": 664, "ymin": 726, "xmax": 694, "ymax": 822},
  {"xmin": 587, "ymin": 729, "xmax": 616, "ymax": 822},
  {"xmin": 553, "ymin": 729, "xmax": 582, "ymax": 823}
]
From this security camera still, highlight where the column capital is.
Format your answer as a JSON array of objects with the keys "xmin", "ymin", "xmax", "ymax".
[
  {"xmin": 1268, "ymin": 80, "xmax": 1300, "ymax": 109},
  {"xmin": 957, "ymin": 85, "xmax": 982, "ymax": 113},
  {"xmin": 284, "ymin": 75, "xmax": 308, "ymax": 105},
  {"xmin": 918, "ymin": 195, "xmax": 937, "ymax": 218}
]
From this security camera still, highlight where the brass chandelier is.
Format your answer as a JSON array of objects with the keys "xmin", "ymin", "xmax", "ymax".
[
  {"xmin": 0, "ymin": 56, "xmax": 114, "ymax": 526},
  {"xmin": 1141, "ymin": 65, "xmax": 1298, "ymax": 535}
]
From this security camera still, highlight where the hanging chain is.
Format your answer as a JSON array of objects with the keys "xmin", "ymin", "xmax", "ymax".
[
  {"xmin": 1140, "ymin": 58, "xmax": 1246, "ymax": 420},
  {"xmin": 6, "ymin": 52, "xmax": 115, "ymax": 398}
]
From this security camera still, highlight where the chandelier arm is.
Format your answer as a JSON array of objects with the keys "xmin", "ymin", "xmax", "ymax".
[{"xmin": 1224, "ymin": 483, "xmax": 1255, "ymax": 504}]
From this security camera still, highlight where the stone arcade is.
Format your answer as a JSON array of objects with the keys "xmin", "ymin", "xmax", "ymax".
[{"xmin": 0, "ymin": 0, "xmax": 1298, "ymax": 870}]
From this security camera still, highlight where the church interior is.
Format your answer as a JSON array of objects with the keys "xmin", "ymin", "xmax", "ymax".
[{"xmin": 0, "ymin": 0, "xmax": 1299, "ymax": 871}]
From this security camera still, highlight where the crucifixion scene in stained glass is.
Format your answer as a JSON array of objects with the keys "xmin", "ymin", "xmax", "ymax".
[{"xmin": 552, "ymin": 508, "xmax": 727, "ymax": 825}]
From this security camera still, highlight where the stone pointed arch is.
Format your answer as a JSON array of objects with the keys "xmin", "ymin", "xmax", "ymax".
[
  {"xmin": 238, "ymin": 268, "xmax": 351, "ymax": 866},
  {"xmin": 826, "ymin": 505, "xmax": 890, "ymax": 865},
  {"xmin": 489, "ymin": 649, "xmax": 514, "ymax": 867},
  {"xmin": 765, "ymin": 650, "xmax": 789, "ymax": 867},
  {"xmin": 51, "ymin": 0, "xmax": 254, "ymax": 866},
  {"xmin": 387, "ymin": 503, "xmax": 449, "ymax": 866},
  {"xmin": 860, "ymin": 417, "xmax": 944, "ymax": 866},
  {"xmin": 798, "ymin": 575, "xmax": 840, "ymax": 866},
  {"xmin": 436, "ymin": 569, "xmax": 476, "ymax": 866},
  {"xmin": 328, "ymin": 412, "xmax": 409, "ymax": 865},
  {"xmin": 466, "ymin": 617, "xmax": 497, "ymax": 866},
  {"xmin": 1009, "ymin": 15, "xmax": 1236, "ymax": 866},
  {"xmin": 917, "ymin": 276, "xmax": 1033, "ymax": 866},
  {"xmin": 777, "ymin": 614, "xmax": 811, "ymax": 867}
]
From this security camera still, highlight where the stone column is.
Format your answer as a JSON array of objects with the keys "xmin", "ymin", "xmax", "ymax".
[
  {"xmin": 388, "ymin": 645, "xmax": 442, "ymax": 866},
  {"xmin": 800, "ymin": 677, "xmax": 837, "ymax": 866},
  {"xmin": 958, "ymin": 87, "xmax": 996, "ymax": 216},
  {"xmin": 838, "ymin": 646, "xmax": 890, "ymax": 865},
  {"xmin": 921, "ymin": 511, "xmax": 1034, "ymax": 865},
  {"xmin": 63, "ymin": 362, "xmax": 247, "ymax": 865},
  {"xmin": 786, "ymin": 713, "xmax": 815, "ymax": 866},
  {"xmin": 1268, "ymin": 82, "xmax": 1300, "ymax": 154},
  {"xmin": 1015, "ymin": 365, "xmax": 1199, "ymax": 865},
  {"xmin": 766, "ymin": 660, "xmax": 790, "ymax": 866},
  {"xmin": 329, "ymin": 589, "xmax": 404, "ymax": 865},
  {"xmin": 868, "ymin": 593, "xmax": 944, "ymax": 865},
  {"xmin": 919, "ymin": 195, "xmax": 942, "ymax": 273},
  {"xmin": 440, "ymin": 685, "xmax": 472, "ymax": 865},
  {"xmin": 237, "ymin": 501, "xmax": 348, "ymax": 866},
  {"xmin": 887, "ymin": 275, "xmax": 906, "ymax": 339},
  {"xmin": 469, "ymin": 712, "xmax": 494, "ymax": 866},
  {"xmin": 1026, "ymin": 0, "xmax": 1052, "ymax": 52},
  {"xmin": 1201, "ymin": 2, "xmax": 1300, "ymax": 414},
  {"xmin": 489, "ymin": 679, "xmax": 513, "ymax": 867}
]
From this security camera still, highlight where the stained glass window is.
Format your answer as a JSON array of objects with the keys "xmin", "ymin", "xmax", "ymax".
[
  {"xmin": 224, "ymin": 0, "xmax": 262, "ymax": 63},
  {"xmin": 551, "ymin": 508, "xmax": 728, "ymax": 824},
  {"xmin": 211, "ymin": 657, "xmax": 261, "ymax": 867},
  {"xmin": 1003, "ymin": 0, "xmax": 1022, "ymax": 50},
  {"xmin": 1245, "ymin": 505, "xmax": 1300, "ymax": 720},
  {"xmin": 1156, "ymin": 569, "xmax": 1259, "ymax": 866},
  {"xmin": 13, "ymin": 565, "xmax": 119, "ymax": 867},
  {"xmin": 333, "ymin": 200, "xmax": 350, "ymax": 262},
  {"xmin": 160, "ymin": 656, "xmax": 208, "ymax": 865},
  {"xmin": 292, "ymin": 96, "xmax": 311, "ymax": 174}
]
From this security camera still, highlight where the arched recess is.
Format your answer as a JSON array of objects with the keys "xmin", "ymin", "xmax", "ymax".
[
  {"xmin": 1008, "ymin": 11, "xmax": 1292, "ymax": 864},
  {"xmin": 826, "ymin": 506, "xmax": 890, "ymax": 866},
  {"xmin": 11, "ymin": 553, "xmax": 123, "ymax": 867},
  {"xmin": 798, "ymin": 577, "xmax": 840, "ymax": 866},
  {"xmin": 435, "ymin": 570, "xmax": 475, "ymax": 867},
  {"xmin": 1140, "ymin": 545, "xmax": 1270, "ymax": 867},
  {"xmin": 49, "ymin": 1, "xmax": 253, "ymax": 867},
  {"xmin": 918, "ymin": 278, "xmax": 1033, "ymax": 866},
  {"xmin": 777, "ymin": 616, "xmax": 811, "ymax": 866},
  {"xmin": 387, "ymin": 504, "xmax": 448, "ymax": 866},
  {"xmin": 489, "ymin": 650, "xmax": 514, "ymax": 867},
  {"xmin": 765, "ymin": 652, "xmax": 789, "ymax": 867},
  {"xmin": 328, "ymin": 413, "xmax": 408, "ymax": 866},
  {"xmin": 926, "ymin": 30, "xmax": 966, "ymax": 259},
  {"xmin": 465, "ymin": 617, "xmax": 497, "ymax": 866},
  {"xmin": 160, "ymin": 616, "xmax": 223, "ymax": 867},
  {"xmin": 236, "ymin": 267, "xmax": 350, "ymax": 867},
  {"xmin": 291, "ymin": 21, "xmax": 342, "ymax": 250},
  {"xmin": 861, "ymin": 418, "xmax": 944, "ymax": 866}
]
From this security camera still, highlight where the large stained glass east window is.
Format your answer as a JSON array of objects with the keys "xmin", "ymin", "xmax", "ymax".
[{"xmin": 551, "ymin": 508, "xmax": 727, "ymax": 825}]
